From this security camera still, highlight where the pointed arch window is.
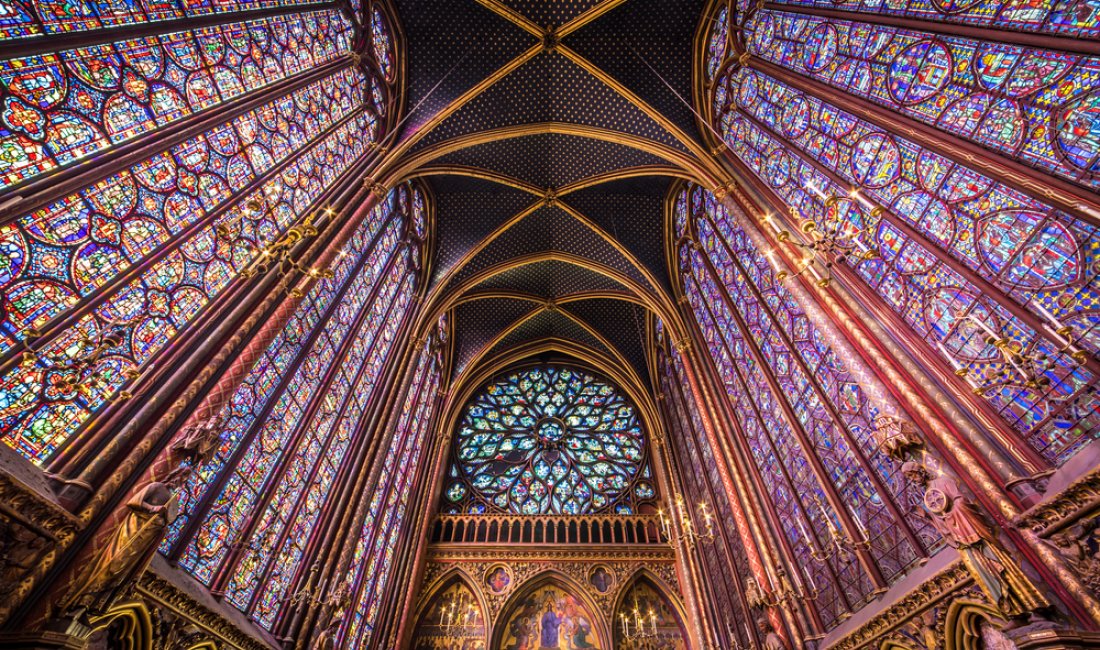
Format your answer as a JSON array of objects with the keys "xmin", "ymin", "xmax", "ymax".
[
  {"xmin": 763, "ymin": 0, "xmax": 1098, "ymax": 38},
  {"xmin": 0, "ymin": 2, "xmax": 398, "ymax": 466},
  {"xmin": 675, "ymin": 184, "xmax": 939, "ymax": 628},
  {"xmin": 342, "ymin": 316, "xmax": 448, "ymax": 648},
  {"xmin": 442, "ymin": 365, "xmax": 658, "ymax": 516},
  {"xmin": 0, "ymin": 0, "xmax": 333, "ymax": 39},
  {"xmin": 0, "ymin": 10, "xmax": 354, "ymax": 191},
  {"xmin": 159, "ymin": 182, "xmax": 426, "ymax": 630},
  {"xmin": 654, "ymin": 320, "xmax": 753, "ymax": 649},
  {"xmin": 708, "ymin": 5, "xmax": 1099, "ymax": 466}
]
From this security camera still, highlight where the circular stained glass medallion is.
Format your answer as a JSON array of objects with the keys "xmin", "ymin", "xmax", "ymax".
[{"xmin": 445, "ymin": 365, "xmax": 655, "ymax": 515}]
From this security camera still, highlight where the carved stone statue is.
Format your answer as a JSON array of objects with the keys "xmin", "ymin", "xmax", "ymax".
[
  {"xmin": 755, "ymin": 615, "xmax": 788, "ymax": 650},
  {"xmin": 902, "ymin": 462, "xmax": 1049, "ymax": 620},
  {"xmin": 743, "ymin": 575, "xmax": 768, "ymax": 611},
  {"xmin": 56, "ymin": 482, "xmax": 178, "ymax": 617},
  {"xmin": 311, "ymin": 611, "xmax": 344, "ymax": 650},
  {"xmin": 164, "ymin": 415, "xmax": 224, "ymax": 487}
]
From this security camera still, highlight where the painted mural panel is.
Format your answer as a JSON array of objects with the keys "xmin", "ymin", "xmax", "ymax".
[
  {"xmin": 413, "ymin": 580, "xmax": 487, "ymax": 650},
  {"xmin": 499, "ymin": 584, "xmax": 601, "ymax": 650}
]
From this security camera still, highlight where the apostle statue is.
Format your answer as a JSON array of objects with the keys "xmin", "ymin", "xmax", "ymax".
[
  {"xmin": 56, "ymin": 481, "xmax": 178, "ymax": 617},
  {"xmin": 743, "ymin": 575, "xmax": 769, "ymax": 612},
  {"xmin": 756, "ymin": 615, "xmax": 788, "ymax": 650},
  {"xmin": 902, "ymin": 462, "xmax": 1049, "ymax": 621}
]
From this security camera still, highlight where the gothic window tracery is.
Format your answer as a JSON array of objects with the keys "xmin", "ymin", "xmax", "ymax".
[
  {"xmin": 443, "ymin": 365, "xmax": 657, "ymax": 516},
  {"xmin": 342, "ymin": 316, "xmax": 447, "ymax": 648},
  {"xmin": 0, "ymin": 3, "xmax": 397, "ymax": 468},
  {"xmin": 708, "ymin": 3, "xmax": 1099, "ymax": 466},
  {"xmin": 159, "ymin": 183, "xmax": 422, "ymax": 630},
  {"xmin": 675, "ymin": 184, "xmax": 939, "ymax": 628}
]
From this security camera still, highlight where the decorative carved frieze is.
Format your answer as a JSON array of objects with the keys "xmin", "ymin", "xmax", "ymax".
[
  {"xmin": 1015, "ymin": 468, "xmax": 1100, "ymax": 604},
  {"xmin": 1016, "ymin": 469, "xmax": 1100, "ymax": 538},
  {"xmin": 0, "ymin": 472, "xmax": 81, "ymax": 624},
  {"xmin": 828, "ymin": 561, "xmax": 973, "ymax": 650},
  {"xmin": 137, "ymin": 573, "xmax": 272, "ymax": 650}
]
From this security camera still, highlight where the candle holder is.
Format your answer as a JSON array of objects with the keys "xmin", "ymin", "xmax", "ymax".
[
  {"xmin": 438, "ymin": 589, "xmax": 478, "ymax": 634},
  {"xmin": 237, "ymin": 185, "xmax": 335, "ymax": 291},
  {"xmin": 619, "ymin": 598, "xmax": 658, "ymax": 642},
  {"xmin": 799, "ymin": 495, "xmax": 871, "ymax": 564},
  {"xmin": 936, "ymin": 306, "xmax": 1093, "ymax": 399},
  {"xmin": 20, "ymin": 317, "xmax": 142, "ymax": 403},
  {"xmin": 658, "ymin": 494, "xmax": 716, "ymax": 549},
  {"xmin": 761, "ymin": 182, "xmax": 878, "ymax": 288}
]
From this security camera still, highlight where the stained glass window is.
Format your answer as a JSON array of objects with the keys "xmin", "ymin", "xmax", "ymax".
[
  {"xmin": 0, "ymin": 66, "xmax": 374, "ymax": 464},
  {"xmin": 164, "ymin": 181, "xmax": 422, "ymax": 630},
  {"xmin": 0, "ymin": 0, "xmax": 331, "ymax": 40},
  {"xmin": 655, "ymin": 320, "xmax": 753, "ymax": 649},
  {"xmin": 676, "ymin": 184, "xmax": 938, "ymax": 628},
  {"xmin": 443, "ymin": 365, "xmax": 657, "ymax": 516},
  {"xmin": 162, "ymin": 198, "xmax": 398, "ymax": 551},
  {"xmin": 709, "ymin": 12, "xmax": 1100, "ymax": 466},
  {"xmin": 745, "ymin": 9, "xmax": 1100, "ymax": 190},
  {"xmin": 343, "ymin": 319, "xmax": 446, "ymax": 648},
  {"xmin": 370, "ymin": 4, "xmax": 394, "ymax": 82},
  {"xmin": 0, "ymin": 10, "xmax": 354, "ymax": 192},
  {"xmin": 767, "ymin": 0, "xmax": 1099, "ymax": 39}
]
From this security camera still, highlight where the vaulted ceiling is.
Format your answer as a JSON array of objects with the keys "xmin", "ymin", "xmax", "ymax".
[{"xmin": 385, "ymin": 0, "xmax": 720, "ymax": 390}]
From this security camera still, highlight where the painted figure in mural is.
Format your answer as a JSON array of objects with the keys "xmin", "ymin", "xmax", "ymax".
[
  {"xmin": 56, "ymin": 482, "xmax": 179, "ymax": 616},
  {"xmin": 489, "ymin": 567, "xmax": 511, "ymax": 593},
  {"xmin": 504, "ymin": 596, "xmax": 539, "ymax": 650},
  {"xmin": 590, "ymin": 568, "xmax": 611, "ymax": 593},
  {"xmin": 571, "ymin": 616, "xmax": 596, "ymax": 648},
  {"xmin": 902, "ymin": 462, "xmax": 1050, "ymax": 620},
  {"xmin": 540, "ymin": 597, "xmax": 562, "ymax": 648}
]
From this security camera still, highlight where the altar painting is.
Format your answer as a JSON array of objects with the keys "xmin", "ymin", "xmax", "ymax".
[{"xmin": 499, "ymin": 584, "xmax": 600, "ymax": 650}]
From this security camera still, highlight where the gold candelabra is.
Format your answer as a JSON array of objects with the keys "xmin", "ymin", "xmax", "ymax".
[
  {"xmin": 796, "ymin": 494, "xmax": 870, "ymax": 563},
  {"xmin": 619, "ymin": 598, "xmax": 658, "ymax": 642},
  {"xmin": 658, "ymin": 494, "xmax": 715, "ymax": 549},
  {"xmin": 236, "ymin": 185, "xmax": 334, "ymax": 292},
  {"xmin": 438, "ymin": 590, "xmax": 478, "ymax": 633},
  {"xmin": 761, "ymin": 182, "xmax": 878, "ymax": 288},
  {"xmin": 938, "ymin": 305, "xmax": 1093, "ymax": 398},
  {"xmin": 20, "ymin": 319, "xmax": 141, "ymax": 402}
]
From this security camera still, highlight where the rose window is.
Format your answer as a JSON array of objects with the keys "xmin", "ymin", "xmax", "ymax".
[{"xmin": 443, "ymin": 366, "xmax": 656, "ymax": 515}]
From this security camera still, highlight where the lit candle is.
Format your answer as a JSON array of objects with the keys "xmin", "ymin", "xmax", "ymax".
[
  {"xmin": 1034, "ymin": 301, "xmax": 1067, "ymax": 333},
  {"xmin": 765, "ymin": 249, "xmax": 783, "ymax": 274},
  {"xmin": 805, "ymin": 180, "xmax": 828, "ymax": 201},
  {"xmin": 935, "ymin": 341, "xmax": 964, "ymax": 371},
  {"xmin": 846, "ymin": 503, "xmax": 869, "ymax": 540},
  {"xmin": 763, "ymin": 213, "xmax": 782, "ymax": 235},
  {"xmin": 621, "ymin": 613, "xmax": 629, "ymax": 637},
  {"xmin": 802, "ymin": 564, "xmax": 818, "ymax": 592},
  {"xmin": 965, "ymin": 314, "xmax": 999, "ymax": 341},
  {"xmin": 797, "ymin": 518, "xmax": 813, "ymax": 545},
  {"xmin": 850, "ymin": 190, "xmax": 875, "ymax": 211}
]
